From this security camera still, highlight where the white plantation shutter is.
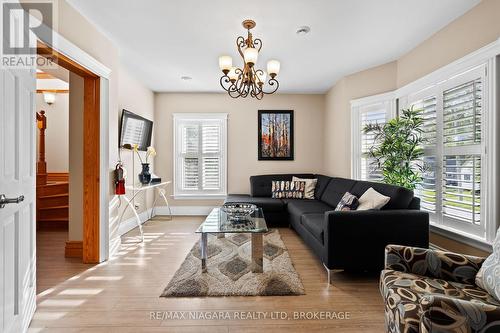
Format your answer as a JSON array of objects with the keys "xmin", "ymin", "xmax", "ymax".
[
  {"xmin": 413, "ymin": 96, "xmax": 438, "ymax": 213},
  {"xmin": 351, "ymin": 95, "xmax": 394, "ymax": 181},
  {"xmin": 174, "ymin": 114, "xmax": 227, "ymax": 197},
  {"xmin": 403, "ymin": 64, "xmax": 487, "ymax": 239},
  {"xmin": 360, "ymin": 109, "xmax": 386, "ymax": 181}
]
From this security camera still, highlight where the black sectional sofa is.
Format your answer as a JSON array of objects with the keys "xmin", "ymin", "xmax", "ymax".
[{"xmin": 225, "ymin": 173, "xmax": 430, "ymax": 282}]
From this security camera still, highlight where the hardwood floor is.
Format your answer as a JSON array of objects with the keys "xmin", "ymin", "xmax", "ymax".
[{"xmin": 30, "ymin": 216, "xmax": 385, "ymax": 332}]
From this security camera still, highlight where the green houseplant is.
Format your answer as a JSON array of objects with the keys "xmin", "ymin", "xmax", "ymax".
[{"xmin": 363, "ymin": 107, "xmax": 426, "ymax": 190}]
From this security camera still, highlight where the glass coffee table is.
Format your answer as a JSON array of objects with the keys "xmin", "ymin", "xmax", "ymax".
[{"xmin": 196, "ymin": 207, "xmax": 268, "ymax": 273}]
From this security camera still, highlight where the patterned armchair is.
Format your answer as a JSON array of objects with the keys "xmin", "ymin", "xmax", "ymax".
[{"xmin": 380, "ymin": 244, "xmax": 500, "ymax": 333}]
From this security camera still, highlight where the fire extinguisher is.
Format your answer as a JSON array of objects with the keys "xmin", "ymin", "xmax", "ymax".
[{"xmin": 114, "ymin": 162, "xmax": 126, "ymax": 195}]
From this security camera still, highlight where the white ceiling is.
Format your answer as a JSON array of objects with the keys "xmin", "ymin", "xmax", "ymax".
[{"xmin": 67, "ymin": 0, "xmax": 480, "ymax": 93}]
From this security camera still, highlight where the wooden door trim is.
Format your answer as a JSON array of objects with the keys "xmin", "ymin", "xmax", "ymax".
[{"xmin": 37, "ymin": 41, "xmax": 101, "ymax": 263}]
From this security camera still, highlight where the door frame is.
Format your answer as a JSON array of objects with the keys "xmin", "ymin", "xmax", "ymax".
[{"xmin": 36, "ymin": 36, "xmax": 110, "ymax": 263}]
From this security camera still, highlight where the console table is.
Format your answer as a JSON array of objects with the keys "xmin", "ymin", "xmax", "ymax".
[{"xmin": 118, "ymin": 181, "xmax": 172, "ymax": 242}]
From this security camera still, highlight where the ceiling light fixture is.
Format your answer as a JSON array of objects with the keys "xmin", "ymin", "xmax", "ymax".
[
  {"xmin": 181, "ymin": 76, "xmax": 192, "ymax": 81},
  {"xmin": 218, "ymin": 20, "xmax": 280, "ymax": 99},
  {"xmin": 296, "ymin": 26, "xmax": 311, "ymax": 35},
  {"xmin": 43, "ymin": 92, "xmax": 56, "ymax": 105}
]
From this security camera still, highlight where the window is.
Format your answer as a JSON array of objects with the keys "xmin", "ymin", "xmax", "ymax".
[
  {"xmin": 351, "ymin": 94, "xmax": 395, "ymax": 181},
  {"xmin": 173, "ymin": 113, "xmax": 227, "ymax": 198},
  {"xmin": 404, "ymin": 65, "xmax": 488, "ymax": 240}
]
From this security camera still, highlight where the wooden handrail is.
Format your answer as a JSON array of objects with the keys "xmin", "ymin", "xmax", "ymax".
[{"xmin": 36, "ymin": 110, "xmax": 47, "ymax": 186}]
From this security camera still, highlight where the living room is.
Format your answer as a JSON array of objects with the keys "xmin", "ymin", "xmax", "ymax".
[{"xmin": 1, "ymin": 0, "xmax": 499, "ymax": 332}]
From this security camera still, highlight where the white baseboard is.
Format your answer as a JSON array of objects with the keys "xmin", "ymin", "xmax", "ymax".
[
  {"xmin": 117, "ymin": 207, "xmax": 153, "ymax": 236},
  {"xmin": 154, "ymin": 205, "xmax": 212, "ymax": 216}
]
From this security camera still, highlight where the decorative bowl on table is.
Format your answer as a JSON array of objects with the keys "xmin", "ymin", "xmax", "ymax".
[{"xmin": 221, "ymin": 203, "xmax": 257, "ymax": 222}]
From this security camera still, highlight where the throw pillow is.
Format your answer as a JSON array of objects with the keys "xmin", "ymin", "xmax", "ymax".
[
  {"xmin": 292, "ymin": 176, "xmax": 317, "ymax": 199},
  {"xmin": 476, "ymin": 227, "xmax": 500, "ymax": 302},
  {"xmin": 335, "ymin": 192, "xmax": 359, "ymax": 211},
  {"xmin": 356, "ymin": 187, "xmax": 390, "ymax": 210},
  {"xmin": 271, "ymin": 181, "xmax": 305, "ymax": 199}
]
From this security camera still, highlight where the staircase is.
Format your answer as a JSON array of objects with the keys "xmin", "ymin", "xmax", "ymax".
[
  {"xmin": 36, "ymin": 111, "xmax": 69, "ymax": 229},
  {"xmin": 37, "ymin": 181, "xmax": 69, "ymax": 229}
]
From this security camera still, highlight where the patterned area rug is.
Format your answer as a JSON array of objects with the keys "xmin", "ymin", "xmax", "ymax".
[{"xmin": 161, "ymin": 229, "xmax": 305, "ymax": 297}]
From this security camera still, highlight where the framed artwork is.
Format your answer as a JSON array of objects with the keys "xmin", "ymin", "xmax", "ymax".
[{"xmin": 258, "ymin": 110, "xmax": 294, "ymax": 160}]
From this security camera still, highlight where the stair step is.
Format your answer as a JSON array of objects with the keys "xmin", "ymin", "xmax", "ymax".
[
  {"xmin": 38, "ymin": 194, "xmax": 69, "ymax": 207},
  {"xmin": 38, "ymin": 206, "xmax": 69, "ymax": 219},
  {"xmin": 37, "ymin": 218, "xmax": 68, "ymax": 230},
  {"xmin": 37, "ymin": 182, "xmax": 69, "ymax": 196}
]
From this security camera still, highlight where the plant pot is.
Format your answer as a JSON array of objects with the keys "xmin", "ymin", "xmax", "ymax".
[{"xmin": 138, "ymin": 163, "xmax": 151, "ymax": 185}]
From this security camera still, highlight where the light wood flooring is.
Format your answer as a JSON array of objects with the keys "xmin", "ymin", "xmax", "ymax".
[{"xmin": 30, "ymin": 216, "xmax": 385, "ymax": 332}]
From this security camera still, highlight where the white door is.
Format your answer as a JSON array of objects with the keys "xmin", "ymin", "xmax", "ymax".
[{"xmin": 0, "ymin": 66, "xmax": 37, "ymax": 332}]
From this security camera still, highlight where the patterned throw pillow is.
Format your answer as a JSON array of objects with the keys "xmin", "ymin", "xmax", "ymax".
[
  {"xmin": 476, "ymin": 227, "xmax": 500, "ymax": 302},
  {"xmin": 335, "ymin": 192, "xmax": 359, "ymax": 211},
  {"xmin": 271, "ymin": 181, "xmax": 305, "ymax": 199},
  {"xmin": 292, "ymin": 176, "xmax": 317, "ymax": 199}
]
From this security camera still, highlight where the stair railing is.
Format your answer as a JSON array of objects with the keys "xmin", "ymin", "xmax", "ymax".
[{"xmin": 36, "ymin": 110, "xmax": 47, "ymax": 186}]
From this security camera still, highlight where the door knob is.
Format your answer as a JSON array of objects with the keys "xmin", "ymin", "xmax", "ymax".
[{"xmin": 0, "ymin": 194, "xmax": 24, "ymax": 209}]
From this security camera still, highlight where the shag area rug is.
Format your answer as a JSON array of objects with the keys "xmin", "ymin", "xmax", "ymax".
[{"xmin": 161, "ymin": 229, "xmax": 305, "ymax": 297}]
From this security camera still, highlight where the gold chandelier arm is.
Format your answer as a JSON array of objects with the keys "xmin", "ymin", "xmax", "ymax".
[
  {"xmin": 262, "ymin": 78, "xmax": 280, "ymax": 95},
  {"xmin": 236, "ymin": 36, "xmax": 245, "ymax": 59},
  {"xmin": 253, "ymin": 38, "xmax": 262, "ymax": 52}
]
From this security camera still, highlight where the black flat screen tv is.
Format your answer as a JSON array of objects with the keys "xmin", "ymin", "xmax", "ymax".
[{"xmin": 119, "ymin": 110, "xmax": 153, "ymax": 151}]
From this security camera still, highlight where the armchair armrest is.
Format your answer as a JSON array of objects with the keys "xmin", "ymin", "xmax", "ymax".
[
  {"xmin": 323, "ymin": 210, "xmax": 429, "ymax": 270},
  {"xmin": 385, "ymin": 244, "xmax": 486, "ymax": 284},
  {"xmin": 419, "ymin": 295, "xmax": 500, "ymax": 332}
]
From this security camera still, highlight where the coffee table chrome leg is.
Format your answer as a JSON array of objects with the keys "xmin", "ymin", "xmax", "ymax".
[
  {"xmin": 251, "ymin": 233, "xmax": 263, "ymax": 273},
  {"xmin": 201, "ymin": 233, "xmax": 208, "ymax": 273}
]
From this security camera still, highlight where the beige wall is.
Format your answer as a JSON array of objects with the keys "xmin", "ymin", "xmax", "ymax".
[
  {"xmin": 154, "ymin": 93, "xmax": 325, "ymax": 207},
  {"xmin": 397, "ymin": 0, "xmax": 500, "ymax": 87},
  {"xmin": 35, "ymin": 93, "xmax": 69, "ymax": 172},
  {"xmin": 55, "ymin": 1, "xmax": 155, "ymax": 253},
  {"xmin": 323, "ymin": 61, "xmax": 398, "ymax": 177}
]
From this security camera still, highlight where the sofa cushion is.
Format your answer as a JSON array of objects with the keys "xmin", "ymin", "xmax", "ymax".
[
  {"xmin": 313, "ymin": 174, "xmax": 332, "ymax": 199},
  {"xmin": 357, "ymin": 187, "xmax": 390, "ymax": 210},
  {"xmin": 224, "ymin": 194, "xmax": 285, "ymax": 212},
  {"xmin": 301, "ymin": 213, "xmax": 324, "ymax": 243},
  {"xmin": 292, "ymin": 176, "xmax": 317, "ymax": 199},
  {"xmin": 271, "ymin": 180, "xmax": 306, "ymax": 199},
  {"xmin": 380, "ymin": 269, "xmax": 500, "ymax": 333},
  {"xmin": 320, "ymin": 177, "xmax": 357, "ymax": 207},
  {"xmin": 350, "ymin": 181, "xmax": 414, "ymax": 210},
  {"xmin": 250, "ymin": 174, "xmax": 314, "ymax": 197},
  {"xmin": 287, "ymin": 199, "xmax": 333, "ymax": 217}
]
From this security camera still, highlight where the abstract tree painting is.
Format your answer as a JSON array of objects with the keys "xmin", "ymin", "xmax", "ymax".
[{"xmin": 258, "ymin": 110, "xmax": 294, "ymax": 160}]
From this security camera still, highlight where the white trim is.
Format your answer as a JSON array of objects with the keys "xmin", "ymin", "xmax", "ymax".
[
  {"xmin": 173, "ymin": 194, "xmax": 227, "ymax": 200},
  {"xmin": 155, "ymin": 205, "xmax": 213, "ymax": 216},
  {"xmin": 430, "ymin": 223, "xmax": 493, "ymax": 253},
  {"xmin": 36, "ymin": 21, "xmax": 111, "ymax": 78},
  {"xmin": 117, "ymin": 208, "xmax": 153, "ymax": 236},
  {"xmin": 173, "ymin": 113, "xmax": 229, "ymax": 120},
  {"xmin": 350, "ymin": 90, "xmax": 396, "ymax": 107}
]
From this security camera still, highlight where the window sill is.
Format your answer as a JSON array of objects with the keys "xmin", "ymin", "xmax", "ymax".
[
  {"xmin": 173, "ymin": 194, "xmax": 227, "ymax": 200},
  {"xmin": 430, "ymin": 223, "xmax": 492, "ymax": 253}
]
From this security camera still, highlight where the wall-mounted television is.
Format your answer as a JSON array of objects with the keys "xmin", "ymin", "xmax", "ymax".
[{"xmin": 119, "ymin": 110, "xmax": 153, "ymax": 151}]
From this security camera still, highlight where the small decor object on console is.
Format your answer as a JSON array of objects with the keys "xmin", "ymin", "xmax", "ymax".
[
  {"xmin": 356, "ymin": 187, "xmax": 390, "ymax": 210},
  {"xmin": 292, "ymin": 176, "xmax": 317, "ymax": 199},
  {"xmin": 271, "ymin": 181, "xmax": 305, "ymax": 199},
  {"xmin": 335, "ymin": 192, "xmax": 359, "ymax": 211},
  {"xmin": 221, "ymin": 203, "xmax": 257, "ymax": 222},
  {"xmin": 134, "ymin": 145, "xmax": 157, "ymax": 185},
  {"xmin": 258, "ymin": 110, "xmax": 294, "ymax": 160}
]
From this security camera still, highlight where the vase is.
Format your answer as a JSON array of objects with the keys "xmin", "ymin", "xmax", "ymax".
[{"xmin": 138, "ymin": 163, "xmax": 151, "ymax": 185}]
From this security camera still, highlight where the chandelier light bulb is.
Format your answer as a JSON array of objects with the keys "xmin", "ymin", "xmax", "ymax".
[
  {"xmin": 267, "ymin": 60, "xmax": 280, "ymax": 78},
  {"xmin": 228, "ymin": 67, "xmax": 238, "ymax": 82},
  {"xmin": 219, "ymin": 55, "xmax": 232, "ymax": 74},
  {"xmin": 243, "ymin": 47, "xmax": 258, "ymax": 67}
]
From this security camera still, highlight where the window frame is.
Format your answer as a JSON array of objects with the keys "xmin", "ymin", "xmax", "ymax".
[
  {"xmin": 173, "ymin": 113, "xmax": 228, "ymax": 199},
  {"xmin": 351, "ymin": 91, "xmax": 396, "ymax": 181},
  {"xmin": 401, "ymin": 65, "xmax": 488, "ymax": 240}
]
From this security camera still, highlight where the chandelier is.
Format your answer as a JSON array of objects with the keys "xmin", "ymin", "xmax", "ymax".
[{"xmin": 218, "ymin": 20, "xmax": 280, "ymax": 99}]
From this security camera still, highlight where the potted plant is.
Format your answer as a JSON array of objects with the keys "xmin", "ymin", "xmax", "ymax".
[{"xmin": 363, "ymin": 107, "xmax": 426, "ymax": 190}]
